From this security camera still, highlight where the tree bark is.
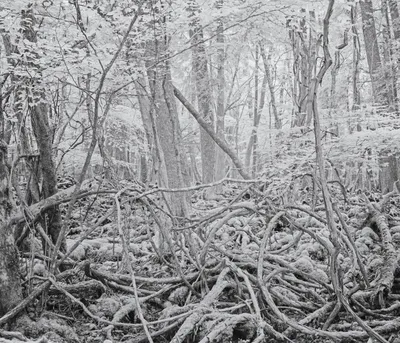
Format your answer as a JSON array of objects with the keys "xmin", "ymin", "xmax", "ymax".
[
  {"xmin": 330, "ymin": 31, "xmax": 348, "ymax": 114},
  {"xmin": 389, "ymin": 0, "xmax": 400, "ymax": 40},
  {"xmin": 144, "ymin": 36, "xmax": 188, "ymax": 216},
  {"xmin": 20, "ymin": 7, "xmax": 65, "ymax": 254},
  {"xmin": 382, "ymin": 0, "xmax": 398, "ymax": 111},
  {"xmin": 351, "ymin": 5, "xmax": 361, "ymax": 111},
  {"xmin": 261, "ymin": 44, "xmax": 281, "ymax": 130},
  {"xmin": 359, "ymin": 0, "xmax": 389, "ymax": 106},
  {"xmin": 215, "ymin": 0, "xmax": 226, "ymax": 182},
  {"xmin": 31, "ymin": 100, "xmax": 64, "ymax": 253},
  {"xmin": 135, "ymin": 77, "xmax": 155, "ymax": 183},
  {"xmin": 288, "ymin": 10, "xmax": 315, "ymax": 128},
  {"xmin": 188, "ymin": 1, "xmax": 216, "ymax": 183},
  {"xmin": 0, "ymin": 140, "xmax": 23, "ymax": 316},
  {"xmin": 245, "ymin": 45, "xmax": 260, "ymax": 171}
]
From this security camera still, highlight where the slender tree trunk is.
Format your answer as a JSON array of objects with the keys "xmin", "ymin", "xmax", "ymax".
[
  {"xmin": 289, "ymin": 19, "xmax": 301, "ymax": 128},
  {"xmin": 173, "ymin": 86, "xmax": 251, "ymax": 180},
  {"xmin": 330, "ymin": 32, "xmax": 346, "ymax": 114},
  {"xmin": 305, "ymin": 10, "xmax": 318, "ymax": 127},
  {"xmin": 245, "ymin": 45, "xmax": 259, "ymax": 170},
  {"xmin": 135, "ymin": 77, "xmax": 155, "ymax": 183},
  {"xmin": 329, "ymin": 29, "xmax": 348, "ymax": 138},
  {"xmin": 245, "ymin": 44, "xmax": 271, "ymax": 176},
  {"xmin": 389, "ymin": 0, "xmax": 400, "ymax": 114},
  {"xmin": 215, "ymin": 0, "xmax": 226, "ymax": 182},
  {"xmin": 188, "ymin": 2, "xmax": 216, "ymax": 183},
  {"xmin": 351, "ymin": 5, "xmax": 361, "ymax": 111},
  {"xmin": 189, "ymin": 145, "xmax": 201, "ymax": 183},
  {"xmin": 382, "ymin": 0, "xmax": 398, "ymax": 111},
  {"xmin": 261, "ymin": 44, "xmax": 281, "ymax": 130},
  {"xmin": 389, "ymin": 0, "xmax": 400, "ymax": 39},
  {"xmin": 288, "ymin": 10, "xmax": 314, "ymax": 128},
  {"xmin": 359, "ymin": 0, "xmax": 389, "ymax": 106}
]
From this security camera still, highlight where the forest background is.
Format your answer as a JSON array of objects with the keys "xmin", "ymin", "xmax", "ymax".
[{"xmin": 2, "ymin": 0, "xmax": 400, "ymax": 342}]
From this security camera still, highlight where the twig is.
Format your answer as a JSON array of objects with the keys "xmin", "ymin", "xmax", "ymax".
[{"xmin": 115, "ymin": 188, "xmax": 154, "ymax": 343}]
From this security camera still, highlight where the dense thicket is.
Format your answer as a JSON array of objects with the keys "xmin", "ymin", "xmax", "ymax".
[{"xmin": 2, "ymin": 0, "xmax": 400, "ymax": 342}]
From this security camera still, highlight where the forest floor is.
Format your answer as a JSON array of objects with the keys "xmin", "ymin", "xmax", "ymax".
[{"xmin": 3, "ymin": 178, "xmax": 400, "ymax": 343}]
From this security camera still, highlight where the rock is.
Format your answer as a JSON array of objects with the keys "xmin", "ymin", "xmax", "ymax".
[
  {"xmin": 96, "ymin": 297, "xmax": 121, "ymax": 318},
  {"xmin": 368, "ymin": 257, "xmax": 383, "ymax": 271},
  {"xmin": 391, "ymin": 225, "xmax": 400, "ymax": 234},
  {"xmin": 71, "ymin": 212, "xmax": 80, "ymax": 220},
  {"xmin": 361, "ymin": 227, "xmax": 379, "ymax": 241},
  {"xmin": 33, "ymin": 262, "xmax": 47, "ymax": 276},
  {"xmin": 293, "ymin": 256, "xmax": 314, "ymax": 273},
  {"xmin": 66, "ymin": 240, "xmax": 87, "ymax": 260},
  {"xmin": 313, "ymin": 269, "xmax": 329, "ymax": 284},
  {"xmin": 168, "ymin": 286, "xmax": 189, "ymax": 305},
  {"xmin": 355, "ymin": 241, "xmax": 369, "ymax": 255},
  {"xmin": 393, "ymin": 232, "xmax": 400, "ymax": 244}
]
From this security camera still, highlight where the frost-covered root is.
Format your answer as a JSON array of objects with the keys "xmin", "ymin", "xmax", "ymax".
[
  {"xmin": 197, "ymin": 313, "xmax": 255, "ymax": 343},
  {"xmin": 168, "ymin": 268, "xmax": 230, "ymax": 343},
  {"xmin": 363, "ymin": 194, "xmax": 399, "ymax": 307},
  {"xmin": 371, "ymin": 214, "xmax": 398, "ymax": 307},
  {"xmin": 0, "ymin": 329, "xmax": 28, "ymax": 341}
]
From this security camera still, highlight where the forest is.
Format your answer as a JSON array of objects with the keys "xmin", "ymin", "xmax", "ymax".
[{"xmin": 2, "ymin": 0, "xmax": 400, "ymax": 342}]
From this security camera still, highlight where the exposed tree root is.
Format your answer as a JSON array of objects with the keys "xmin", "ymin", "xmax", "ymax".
[{"xmin": 5, "ymin": 176, "xmax": 400, "ymax": 343}]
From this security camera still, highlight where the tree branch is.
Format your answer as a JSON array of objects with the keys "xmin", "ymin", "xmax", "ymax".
[{"xmin": 173, "ymin": 86, "xmax": 250, "ymax": 180}]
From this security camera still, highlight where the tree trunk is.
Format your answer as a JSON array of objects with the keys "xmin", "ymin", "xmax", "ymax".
[
  {"xmin": 0, "ymin": 140, "xmax": 23, "ymax": 316},
  {"xmin": 215, "ymin": 0, "xmax": 226, "ymax": 183},
  {"xmin": 20, "ymin": 7, "xmax": 65, "ymax": 254},
  {"xmin": 2, "ymin": 6, "xmax": 64, "ymax": 255},
  {"xmin": 135, "ymin": 77, "xmax": 155, "ymax": 183},
  {"xmin": 351, "ymin": 5, "xmax": 361, "ymax": 111},
  {"xmin": 188, "ymin": 2, "xmax": 216, "ymax": 183},
  {"xmin": 288, "ymin": 10, "xmax": 315, "ymax": 128},
  {"xmin": 145, "ymin": 40, "xmax": 188, "ymax": 216},
  {"xmin": 382, "ymin": 0, "xmax": 398, "ymax": 111},
  {"xmin": 245, "ymin": 45, "xmax": 260, "ymax": 171},
  {"xmin": 329, "ymin": 29, "xmax": 348, "ymax": 138},
  {"xmin": 330, "ymin": 31, "xmax": 348, "ymax": 114},
  {"xmin": 379, "ymin": 154, "xmax": 399, "ymax": 193},
  {"xmin": 389, "ymin": 0, "xmax": 400, "ymax": 40},
  {"xmin": 261, "ymin": 44, "xmax": 281, "ymax": 130},
  {"xmin": 359, "ymin": 0, "xmax": 389, "ymax": 106},
  {"xmin": 31, "ymin": 100, "xmax": 64, "ymax": 253}
]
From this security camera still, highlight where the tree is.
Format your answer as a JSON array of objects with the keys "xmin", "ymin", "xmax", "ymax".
[
  {"xmin": 188, "ymin": 0, "xmax": 216, "ymax": 183},
  {"xmin": 351, "ymin": 4, "xmax": 362, "ymax": 111},
  {"xmin": 359, "ymin": 0, "xmax": 389, "ymax": 106},
  {"xmin": 21, "ymin": 7, "xmax": 64, "ymax": 254},
  {"xmin": 288, "ymin": 9, "xmax": 318, "ymax": 128},
  {"xmin": 245, "ymin": 44, "xmax": 268, "ymax": 176},
  {"xmin": 215, "ymin": 0, "xmax": 227, "ymax": 182},
  {"xmin": 139, "ymin": 1, "xmax": 189, "ymax": 216},
  {"xmin": 0, "ymin": 141, "xmax": 22, "ymax": 317}
]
